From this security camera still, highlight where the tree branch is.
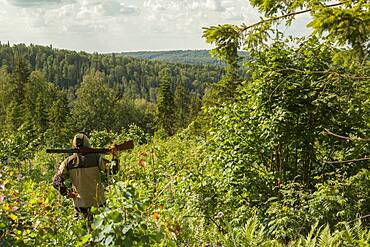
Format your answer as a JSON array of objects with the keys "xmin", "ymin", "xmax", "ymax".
[
  {"xmin": 324, "ymin": 157, "xmax": 370, "ymax": 164},
  {"xmin": 240, "ymin": 2, "xmax": 345, "ymax": 32},
  {"xmin": 274, "ymin": 68, "xmax": 370, "ymax": 80},
  {"xmin": 324, "ymin": 129, "xmax": 370, "ymax": 142}
]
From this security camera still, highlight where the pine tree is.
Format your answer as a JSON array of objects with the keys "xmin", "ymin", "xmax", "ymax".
[
  {"xmin": 156, "ymin": 70, "xmax": 175, "ymax": 136},
  {"xmin": 46, "ymin": 95, "xmax": 70, "ymax": 146},
  {"xmin": 189, "ymin": 93, "xmax": 202, "ymax": 121},
  {"xmin": 34, "ymin": 94, "xmax": 48, "ymax": 132},
  {"xmin": 174, "ymin": 79, "xmax": 190, "ymax": 130},
  {"xmin": 4, "ymin": 101, "xmax": 23, "ymax": 132},
  {"xmin": 13, "ymin": 54, "xmax": 31, "ymax": 102},
  {"xmin": 0, "ymin": 68, "xmax": 15, "ymax": 126}
]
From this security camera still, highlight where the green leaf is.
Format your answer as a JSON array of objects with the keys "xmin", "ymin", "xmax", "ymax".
[
  {"xmin": 9, "ymin": 214, "xmax": 17, "ymax": 221},
  {"xmin": 104, "ymin": 235, "xmax": 114, "ymax": 246}
]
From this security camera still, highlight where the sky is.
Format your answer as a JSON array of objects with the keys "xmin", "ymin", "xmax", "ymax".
[{"xmin": 0, "ymin": 0, "xmax": 311, "ymax": 53}]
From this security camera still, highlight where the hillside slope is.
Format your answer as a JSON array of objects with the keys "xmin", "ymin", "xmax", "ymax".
[{"xmin": 120, "ymin": 50, "xmax": 225, "ymax": 66}]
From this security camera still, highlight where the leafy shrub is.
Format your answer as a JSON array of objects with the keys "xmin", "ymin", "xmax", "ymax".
[
  {"xmin": 0, "ymin": 127, "xmax": 40, "ymax": 165},
  {"xmin": 88, "ymin": 182, "xmax": 163, "ymax": 246}
]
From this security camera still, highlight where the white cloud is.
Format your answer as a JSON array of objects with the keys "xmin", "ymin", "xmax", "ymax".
[
  {"xmin": 119, "ymin": 3, "xmax": 139, "ymax": 15},
  {"xmin": 0, "ymin": 0, "xmax": 311, "ymax": 52},
  {"xmin": 143, "ymin": 0, "xmax": 166, "ymax": 11},
  {"xmin": 205, "ymin": 0, "xmax": 224, "ymax": 11},
  {"xmin": 16, "ymin": 0, "xmax": 141, "ymax": 36},
  {"xmin": 7, "ymin": 0, "xmax": 74, "ymax": 7}
]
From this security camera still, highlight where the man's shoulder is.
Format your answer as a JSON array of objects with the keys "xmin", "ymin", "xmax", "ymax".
[
  {"xmin": 63, "ymin": 153, "xmax": 101, "ymax": 170},
  {"xmin": 62, "ymin": 153, "xmax": 78, "ymax": 166}
]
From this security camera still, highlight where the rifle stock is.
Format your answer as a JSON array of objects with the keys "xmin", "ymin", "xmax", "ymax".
[{"xmin": 46, "ymin": 140, "xmax": 134, "ymax": 154}]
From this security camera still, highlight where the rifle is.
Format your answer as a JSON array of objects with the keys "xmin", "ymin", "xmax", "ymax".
[{"xmin": 46, "ymin": 140, "xmax": 134, "ymax": 155}]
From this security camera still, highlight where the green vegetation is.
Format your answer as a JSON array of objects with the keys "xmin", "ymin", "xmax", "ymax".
[
  {"xmin": 1, "ymin": 0, "xmax": 370, "ymax": 246},
  {"xmin": 120, "ymin": 50, "xmax": 249, "ymax": 66},
  {"xmin": 121, "ymin": 50, "xmax": 225, "ymax": 66},
  {"xmin": 0, "ymin": 44, "xmax": 222, "ymax": 138}
]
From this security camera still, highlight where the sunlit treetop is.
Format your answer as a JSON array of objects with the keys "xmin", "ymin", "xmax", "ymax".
[{"xmin": 203, "ymin": 0, "xmax": 369, "ymax": 61}]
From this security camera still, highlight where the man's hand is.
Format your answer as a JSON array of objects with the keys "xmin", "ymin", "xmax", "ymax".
[
  {"xmin": 109, "ymin": 144, "xmax": 119, "ymax": 158},
  {"xmin": 67, "ymin": 191, "xmax": 79, "ymax": 198}
]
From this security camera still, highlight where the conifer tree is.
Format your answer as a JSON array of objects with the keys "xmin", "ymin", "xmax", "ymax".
[
  {"xmin": 174, "ymin": 79, "xmax": 190, "ymax": 130},
  {"xmin": 46, "ymin": 95, "xmax": 70, "ymax": 145},
  {"xmin": 13, "ymin": 54, "xmax": 31, "ymax": 102},
  {"xmin": 189, "ymin": 93, "xmax": 202, "ymax": 121},
  {"xmin": 156, "ymin": 70, "xmax": 175, "ymax": 135},
  {"xmin": 23, "ymin": 71, "xmax": 49, "ymax": 130},
  {"xmin": 4, "ymin": 101, "xmax": 23, "ymax": 131},
  {"xmin": 2, "ymin": 55, "xmax": 32, "ymax": 129},
  {"xmin": 0, "ymin": 68, "xmax": 15, "ymax": 127},
  {"xmin": 34, "ymin": 94, "xmax": 48, "ymax": 132}
]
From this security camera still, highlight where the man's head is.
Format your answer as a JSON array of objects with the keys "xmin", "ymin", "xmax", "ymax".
[{"xmin": 72, "ymin": 133, "xmax": 91, "ymax": 148}]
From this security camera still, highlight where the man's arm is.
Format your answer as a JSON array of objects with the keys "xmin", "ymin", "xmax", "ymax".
[
  {"xmin": 111, "ymin": 157, "xmax": 119, "ymax": 175},
  {"xmin": 53, "ymin": 162, "xmax": 69, "ymax": 196}
]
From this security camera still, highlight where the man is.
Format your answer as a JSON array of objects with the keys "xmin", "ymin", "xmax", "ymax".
[{"xmin": 53, "ymin": 133, "xmax": 119, "ymax": 220}]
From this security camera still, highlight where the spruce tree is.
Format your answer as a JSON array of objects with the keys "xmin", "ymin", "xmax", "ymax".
[
  {"xmin": 4, "ymin": 101, "xmax": 23, "ymax": 131},
  {"xmin": 34, "ymin": 94, "xmax": 48, "ymax": 132},
  {"xmin": 0, "ymin": 68, "xmax": 15, "ymax": 127},
  {"xmin": 46, "ymin": 95, "xmax": 70, "ymax": 145},
  {"xmin": 156, "ymin": 70, "xmax": 175, "ymax": 136},
  {"xmin": 13, "ymin": 54, "xmax": 30, "ymax": 102},
  {"xmin": 174, "ymin": 79, "xmax": 190, "ymax": 130}
]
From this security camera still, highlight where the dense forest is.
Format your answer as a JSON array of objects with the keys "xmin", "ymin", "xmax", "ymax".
[
  {"xmin": 0, "ymin": 43, "xmax": 222, "ymax": 94},
  {"xmin": 121, "ymin": 50, "xmax": 225, "ymax": 66},
  {"xmin": 0, "ymin": 43, "xmax": 224, "ymax": 142},
  {"xmin": 121, "ymin": 50, "xmax": 248, "ymax": 66},
  {"xmin": 1, "ymin": 0, "xmax": 370, "ymax": 246}
]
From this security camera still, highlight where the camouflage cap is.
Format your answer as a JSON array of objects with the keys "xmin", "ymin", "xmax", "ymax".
[{"xmin": 72, "ymin": 133, "xmax": 91, "ymax": 148}]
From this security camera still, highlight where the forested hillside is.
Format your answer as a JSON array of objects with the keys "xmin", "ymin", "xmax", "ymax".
[
  {"xmin": 0, "ymin": 43, "xmax": 223, "ymax": 142},
  {"xmin": 121, "ymin": 50, "xmax": 225, "ymax": 66},
  {"xmin": 1, "ymin": 0, "xmax": 370, "ymax": 246},
  {"xmin": 0, "ymin": 43, "xmax": 222, "ymax": 97},
  {"xmin": 121, "ymin": 50, "xmax": 249, "ymax": 66}
]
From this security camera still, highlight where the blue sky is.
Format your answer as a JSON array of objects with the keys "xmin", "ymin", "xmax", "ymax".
[{"xmin": 0, "ymin": 0, "xmax": 311, "ymax": 52}]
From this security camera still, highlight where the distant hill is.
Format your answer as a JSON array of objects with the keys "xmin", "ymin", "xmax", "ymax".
[{"xmin": 120, "ymin": 50, "xmax": 225, "ymax": 66}]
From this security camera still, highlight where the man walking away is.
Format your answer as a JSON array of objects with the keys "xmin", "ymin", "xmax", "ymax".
[{"xmin": 53, "ymin": 133, "xmax": 119, "ymax": 221}]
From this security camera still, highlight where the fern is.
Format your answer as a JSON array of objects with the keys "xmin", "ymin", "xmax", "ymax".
[{"xmin": 305, "ymin": 222, "xmax": 319, "ymax": 247}]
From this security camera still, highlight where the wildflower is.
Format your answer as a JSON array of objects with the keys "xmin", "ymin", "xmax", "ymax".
[{"xmin": 153, "ymin": 212, "xmax": 159, "ymax": 220}]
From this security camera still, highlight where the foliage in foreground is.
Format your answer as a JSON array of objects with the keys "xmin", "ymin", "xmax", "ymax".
[
  {"xmin": 1, "ymin": 1, "xmax": 369, "ymax": 243},
  {"xmin": 1, "ymin": 128, "xmax": 370, "ymax": 246},
  {"xmin": 201, "ymin": 35, "xmax": 370, "ymax": 238}
]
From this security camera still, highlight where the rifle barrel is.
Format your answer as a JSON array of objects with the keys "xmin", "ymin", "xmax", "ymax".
[
  {"xmin": 46, "ymin": 140, "xmax": 134, "ymax": 154},
  {"xmin": 46, "ymin": 148, "xmax": 109, "ymax": 154}
]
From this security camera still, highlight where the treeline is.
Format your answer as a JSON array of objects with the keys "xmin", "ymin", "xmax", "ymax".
[
  {"xmin": 0, "ymin": 43, "xmax": 222, "ymax": 98},
  {"xmin": 121, "ymin": 50, "xmax": 226, "ymax": 66},
  {"xmin": 0, "ymin": 43, "xmax": 223, "ymax": 145},
  {"xmin": 122, "ymin": 50, "xmax": 250, "ymax": 66}
]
